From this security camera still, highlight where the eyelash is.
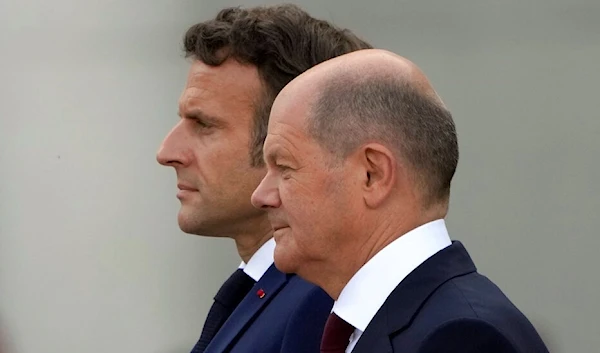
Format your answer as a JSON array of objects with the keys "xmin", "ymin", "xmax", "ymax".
[
  {"xmin": 275, "ymin": 164, "xmax": 293, "ymax": 179},
  {"xmin": 195, "ymin": 119, "xmax": 209, "ymax": 128}
]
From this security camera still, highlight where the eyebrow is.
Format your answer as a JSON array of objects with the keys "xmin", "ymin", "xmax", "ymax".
[
  {"xmin": 264, "ymin": 145, "xmax": 296, "ymax": 165},
  {"xmin": 178, "ymin": 109, "xmax": 224, "ymax": 127},
  {"xmin": 263, "ymin": 143, "xmax": 279, "ymax": 164},
  {"xmin": 264, "ymin": 149, "xmax": 277, "ymax": 164}
]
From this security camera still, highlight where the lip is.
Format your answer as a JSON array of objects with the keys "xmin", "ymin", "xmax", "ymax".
[
  {"xmin": 272, "ymin": 226, "xmax": 289, "ymax": 242},
  {"xmin": 177, "ymin": 183, "xmax": 198, "ymax": 191},
  {"xmin": 176, "ymin": 183, "xmax": 198, "ymax": 199}
]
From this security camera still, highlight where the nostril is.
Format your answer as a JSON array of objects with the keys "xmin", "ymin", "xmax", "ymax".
[{"xmin": 157, "ymin": 155, "xmax": 172, "ymax": 166}]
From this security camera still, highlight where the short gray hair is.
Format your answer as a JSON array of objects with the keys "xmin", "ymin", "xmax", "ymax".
[{"xmin": 307, "ymin": 75, "xmax": 458, "ymax": 205}]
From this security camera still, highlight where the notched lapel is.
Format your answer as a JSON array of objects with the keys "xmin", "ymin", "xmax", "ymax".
[
  {"xmin": 384, "ymin": 241, "xmax": 476, "ymax": 334},
  {"xmin": 351, "ymin": 322, "xmax": 393, "ymax": 353},
  {"xmin": 205, "ymin": 265, "xmax": 289, "ymax": 353},
  {"xmin": 353, "ymin": 241, "xmax": 477, "ymax": 352}
]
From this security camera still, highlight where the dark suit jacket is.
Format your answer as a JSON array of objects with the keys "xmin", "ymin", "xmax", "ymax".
[
  {"xmin": 204, "ymin": 264, "xmax": 332, "ymax": 353},
  {"xmin": 351, "ymin": 241, "xmax": 549, "ymax": 353}
]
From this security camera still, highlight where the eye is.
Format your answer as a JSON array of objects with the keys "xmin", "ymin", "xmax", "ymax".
[
  {"xmin": 275, "ymin": 164, "xmax": 293, "ymax": 180},
  {"xmin": 195, "ymin": 119, "xmax": 209, "ymax": 128}
]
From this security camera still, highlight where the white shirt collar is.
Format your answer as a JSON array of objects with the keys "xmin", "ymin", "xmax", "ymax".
[
  {"xmin": 238, "ymin": 238, "xmax": 276, "ymax": 282},
  {"xmin": 333, "ymin": 219, "xmax": 452, "ymax": 332}
]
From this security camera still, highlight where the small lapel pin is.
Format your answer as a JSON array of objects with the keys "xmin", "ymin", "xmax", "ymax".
[{"xmin": 256, "ymin": 289, "xmax": 266, "ymax": 299}]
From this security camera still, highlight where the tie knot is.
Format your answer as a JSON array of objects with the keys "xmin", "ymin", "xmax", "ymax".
[
  {"xmin": 214, "ymin": 269, "xmax": 255, "ymax": 308},
  {"xmin": 320, "ymin": 312, "xmax": 355, "ymax": 353}
]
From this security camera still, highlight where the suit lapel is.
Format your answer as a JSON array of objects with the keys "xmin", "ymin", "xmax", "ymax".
[
  {"xmin": 205, "ymin": 264, "xmax": 290, "ymax": 353},
  {"xmin": 352, "ymin": 328, "xmax": 393, "ymax": 353},
  {"xmin": 352, "ymin": 241, "xmax": 477, "ymax": 353}
]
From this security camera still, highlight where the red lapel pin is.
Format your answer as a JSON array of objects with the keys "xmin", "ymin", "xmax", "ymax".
[{"xmin": 257, "ymin": 289, "xmax": 266, "ymax": 299}]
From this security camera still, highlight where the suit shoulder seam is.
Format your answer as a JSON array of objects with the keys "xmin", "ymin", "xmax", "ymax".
[{"xmin": 449, "ymin": 278, "xmax": 480, "ymax": 318}]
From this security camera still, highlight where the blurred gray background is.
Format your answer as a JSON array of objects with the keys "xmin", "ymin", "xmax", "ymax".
[{"xmin": 1, "ymin": 0, "xmax": 598, "ymax": 352}]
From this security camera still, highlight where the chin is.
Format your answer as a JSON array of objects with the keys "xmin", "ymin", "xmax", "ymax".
[
  {"xmin": 273, "ymin": 258, "xmax": 295, "ymax": 274},
  {"xmin": 177, "ymin": 210, "xmax": 205, "ymax": 235},
  {"xmin": 177, "ymin": 209, "xmax": 233, "ymax": 238},
  {"xmin": 273, "ymin": 246, "xmax": 300, "ymax": 275}
]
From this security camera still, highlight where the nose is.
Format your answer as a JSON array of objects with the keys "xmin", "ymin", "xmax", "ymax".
[
  {"xmin": 251, "ymin": 172, "xmax": 281, "ymax": 209},
  {"xmin": 156, "ymin": 121, "xmax": 191, "ymax": 167}
]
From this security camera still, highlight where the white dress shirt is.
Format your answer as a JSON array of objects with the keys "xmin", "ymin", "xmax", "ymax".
[
  {"xmin": 333, "ymin": 219, "xmax": 452, "ymax": 352},
  {"xmin": 238, "ymin": 238, "xmax": 276, "ymax": 282}
]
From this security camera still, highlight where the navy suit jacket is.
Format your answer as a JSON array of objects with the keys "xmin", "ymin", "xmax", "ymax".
[
  {"xmin": 351, "ymin": 241, "xmax": 549, "ymax": 353},
  {"xmin": 204, "ymin": 264, "xmax": 332, "ymax": 353}
]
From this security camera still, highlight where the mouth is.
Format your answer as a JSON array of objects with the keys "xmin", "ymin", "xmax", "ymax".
[
  {"xmin": 177, "ymin": 183, "xmax": 198, "ymax": 191},
  {"xmin": 272, "ymin": 225, "xmax": 289, "ymax": 233},
  {"xmin": 272, "ymin": 226, "xmax": 289, "ymax": 243},
  {"xmin": 269, "ymin": 215, "xmax": 289, "ymax": 233},
  {"xmin": 176, "ymin": 183, "xmax": 198, "ymax": 199}
]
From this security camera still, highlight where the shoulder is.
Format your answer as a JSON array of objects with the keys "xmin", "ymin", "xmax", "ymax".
[
  {"xmin": 406, "ymin": 273, "xmax": 547, "ymax": 353},
  {"xmin": 416, "ymin": 318, "xmax": 518, "ymax": 353}
]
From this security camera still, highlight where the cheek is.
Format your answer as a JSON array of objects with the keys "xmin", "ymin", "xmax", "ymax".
[
  {"xmin": 280, "ymin": 182, "xmax": 315, "ymax": 221},
  {"xmin": 195, "ymin": 140, "xmax": 251, "ymax": 179},
  {"xmin": 281, "ymin": 182, "xmax": 334, "ymax": 250}
]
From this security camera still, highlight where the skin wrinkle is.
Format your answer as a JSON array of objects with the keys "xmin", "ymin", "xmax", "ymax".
[
  {"xmin": 265, "ymin": 125, "xmax": 309, "ymax": 171},
  {"xmin": 265, "ymin": 141, "xmax": 300, "ymax": 169}
]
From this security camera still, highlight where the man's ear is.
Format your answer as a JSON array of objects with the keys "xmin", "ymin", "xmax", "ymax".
[{"xmin": 356, "ymin": 143, "xmax": 398, "ymax": 208}]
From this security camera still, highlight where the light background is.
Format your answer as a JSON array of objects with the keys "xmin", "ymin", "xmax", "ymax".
[{"xmin": 1, "ymin": 0, "xmax": 598, "ymax": 352}]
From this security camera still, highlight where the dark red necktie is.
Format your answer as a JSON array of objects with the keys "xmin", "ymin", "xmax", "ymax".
[{"xmin": 320, "ymin": 312, "xmax": 355, "ymax": 353}]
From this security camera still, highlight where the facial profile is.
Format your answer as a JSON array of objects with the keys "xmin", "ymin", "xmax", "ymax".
[
  {"xmin": 251, "ymin": 81, "xmax": 363, "ymax": 279},
  {"xmin": 157, "ymin": 59, "xmax": 268, "ymax": 237}
]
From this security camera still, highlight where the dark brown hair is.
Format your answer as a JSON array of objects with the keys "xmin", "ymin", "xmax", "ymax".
[
  {"xmin": 183, "ymin": 4, "xmax": 372, "ymax": 166},
  {"xmin": 309, "ymin": 75, "xmax": 459, "ymax": 206}
]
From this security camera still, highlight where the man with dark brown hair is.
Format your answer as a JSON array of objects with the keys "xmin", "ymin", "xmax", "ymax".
[{"xmin": 156, "ymin": 4, "xmax": 372, "ymax": 353}]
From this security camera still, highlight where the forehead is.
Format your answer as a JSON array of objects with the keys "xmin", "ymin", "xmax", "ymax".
[
  {"xmin": 269, "ymin": 82, "xmax": 313, "ymax": 128},
  {"xmin": 264, "ymin": 92, "xmax": 314, "ymax": 156},
  {"xmin": 179, "ymin": 59, "xmax": 262, "ymax": 114}
]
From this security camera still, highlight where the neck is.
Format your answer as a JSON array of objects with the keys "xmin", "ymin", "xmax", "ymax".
[
  {"xmin": 320, "ymin": 205, "xmax": 446, "ymax": 300},
  {"xmin": 233, "ymin": 216, "xmax": 274, "ymax": 264}
]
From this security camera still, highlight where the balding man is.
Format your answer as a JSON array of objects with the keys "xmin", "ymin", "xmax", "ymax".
[{"xmin": 251, "ymin": 49, "xmax": 549, "ymax": 353}]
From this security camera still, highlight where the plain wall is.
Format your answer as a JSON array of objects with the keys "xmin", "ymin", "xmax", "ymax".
[
  {"xmin": 0, "ymin": 1, "xmax": 240, "ymax": 352},
  {"xmin": 1, "ymin": 0, "xmax": 599, "ymax": 352}
]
